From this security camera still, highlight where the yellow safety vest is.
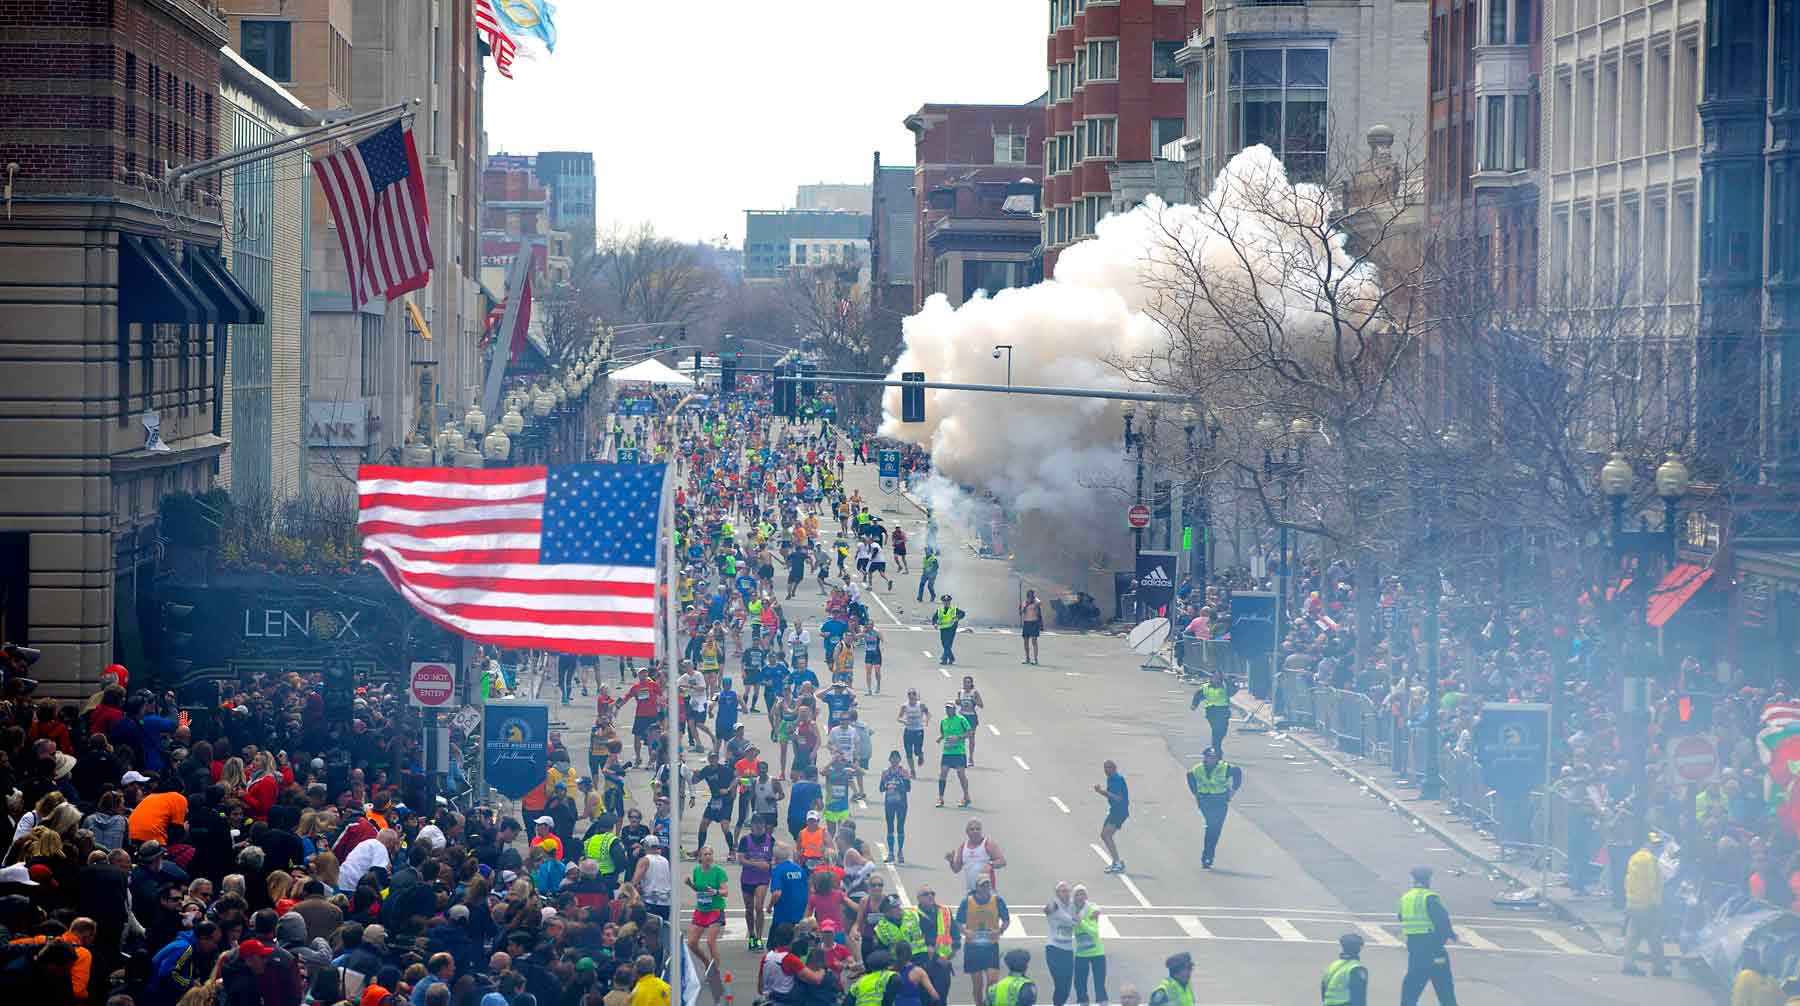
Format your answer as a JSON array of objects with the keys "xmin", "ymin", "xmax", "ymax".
[
  {"xmin": 1398, "ymin": 886, "xmax": 1437, "ymax": 935},
  {"xmin": 584, "ymin": 831, "xmax": 619, "ymax": 874},
  {"xmin": 1073, "ymin": 905, "xmax": 1104, "ymax": 958},
  {"xmin": 989, "ymin": 975, "xmax": 1032, "ymax": 1006},
  {"xmin": 875, "ymin": 910, "xmax": 922, "ymax": 959},
  {"xmin": 1202, "ymin": 684, "xmax": 1230, "ymax": 709},
  {"xmin": 1152, "ymin": 978, "xmax": 1195, "ymax": 1006},
  {"xmin": 1190, "ymin": 760, "xmax": 1232, "ymax": 795},
  {"xmin": 1321, "ymin": 959, "xmax": 1365, "ymax": 1006},
  {"xmin": 929, "ymin": 905, "xmax": 954, "ymax": 958},
  {"xmin": 935, "ymin": 607, "xmax": 957, "ymax": 629},
  {"xmin": 852, "ymin": 971, "xmax": 895, "ymax": 1006}
]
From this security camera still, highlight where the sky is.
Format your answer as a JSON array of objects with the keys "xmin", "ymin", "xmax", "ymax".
[{"xmin": 481, "ymin": 1, "xmax": 1047, "ymax": 246}]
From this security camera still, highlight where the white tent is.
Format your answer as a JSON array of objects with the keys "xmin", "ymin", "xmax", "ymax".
[{"xmin": 608, "ymin": 358, "xmax": 695, "ymax": 386}]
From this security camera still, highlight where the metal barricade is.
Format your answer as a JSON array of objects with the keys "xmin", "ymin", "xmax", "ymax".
[
  {"xmin": 1311, "ymin": 687, "xmax": 1338, "ymax": 742},
  {"xmin": 1329, "ymin": 690, "xmax": 1376, "ymax": 755},
  {"xmin": 1275, "ymin": 671, "xmax": 1314, "ymax": 727}
]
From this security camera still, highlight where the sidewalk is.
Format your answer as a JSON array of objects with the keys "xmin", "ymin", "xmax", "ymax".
[{"xmin": 1231, "ymin": 691, "xmax": 1641, "ymax": 956}]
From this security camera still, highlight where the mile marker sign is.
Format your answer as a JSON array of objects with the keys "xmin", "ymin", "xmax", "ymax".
[
  {"xmin": 409, "ymin": 661, "xmax": 457, "ymax": 708},
  {"xmin": 1668, "ymin": 734, "xmax": 1719, "ymax": 783},
  {"xmin": 1127, "ymin": 503, "xmax": 1152, "ymax": 529}
]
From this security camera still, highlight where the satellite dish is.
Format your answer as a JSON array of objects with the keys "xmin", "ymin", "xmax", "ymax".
[{"xmin": 1128, "ymin": 617, "xmax": 1171, "ymax": 655}]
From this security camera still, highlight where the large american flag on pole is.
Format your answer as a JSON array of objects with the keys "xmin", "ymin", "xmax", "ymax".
[
  {"xmin": 313, "ymin": 121, "xmax": 435, "ymax": 311},
  {"xmin": 357, "ymin": 463, "xmax": 670, "ymax": 656}
]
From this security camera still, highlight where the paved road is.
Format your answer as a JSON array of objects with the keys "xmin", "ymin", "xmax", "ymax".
[{"xmin": 536, "ymin": 442, "xmax": 1717, "ymax": 1006}]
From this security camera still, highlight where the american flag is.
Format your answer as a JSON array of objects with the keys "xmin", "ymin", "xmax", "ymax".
[
  {"xmin": 474, "ymin": 0, "xmax": 517, "ymax": 78},
  {"xmin": 312, "ymin": 121, "xmax": 434, "ymax": 311},
  {"xmin": 357, "ymin": 463, "xmax": 670, "ymax": 656}
]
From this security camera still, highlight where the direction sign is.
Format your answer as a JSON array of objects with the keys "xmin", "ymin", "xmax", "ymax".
[
  {"xmin": 617, "ymin": 447, "xmax": 639, "ymax": 464},
  {"xmin": 409, "ymin": 661, "xmax": 457, "ymax": 708},
  {"xmin": 1668, "ymin": 734, "xmax": 1720, "ymax": 783},
  {"xmin": 1127, "ymin": 503, "xmax": 1152, "ymax": 529},
  {"xmin": 878, "ymin": 449, "xmax": 901, "ymax": 478}
]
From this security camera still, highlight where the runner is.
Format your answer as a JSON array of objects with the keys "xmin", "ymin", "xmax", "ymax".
[
  {"xmin": 892, "ymin": 524, "xmax": 909, "ymax": 573},
  {"xmin": 957, "ymin": 676, "xmax": 985, "ymax": 767},
  {"xmin": 936, "ymin": 700, "xmax": 973, "ymax": 809},
  {"xmin": 879, "ymin": 749, "xmax": 912, "ymax": 864},
  {"xmin": 737, "ymin": 816, "xmax": 776, "ymax": 951},
  {"xmin": 897, "ymin": 688, "xmax": 931, "ymax": 779},
  {"xmin": 1020, "ymin": 589, "xmax": 1045, "ymax": 666},
  {"xmin": 863, "ymin": 623, "xmax": 884, "ymax": 696},
  {"xmin": 685, "ymin": 845, "xmax": 728, "ymax": 967},
  {"xmin": 1093, "ymin": 760, "xmax": 1129, "ymax": 874}
]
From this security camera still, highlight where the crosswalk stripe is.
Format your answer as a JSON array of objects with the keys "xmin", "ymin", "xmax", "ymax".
[
  {"xmin": 1263, "ymin": 918, "xmax": 1307, "ymax": 942},
  {"xmin": 1356, "ymin": 922, "xmax": 1402, "ymax": 947},
  {"xmin": 1004, "ymin": 915, "xmax": 1028, "ymax": 939},
  {"xmin": 1530, "ymin": 928, "xmax": 1590, "ymax": 955},
  {"xmin": 1458, "ymin": 927, "xmax": 1501, "ymax": 951},
  {"xmin": 1098, "ymin": 915, "xmax": 1123, "ymax": 940},
  {"xmin": 1174, "ymin": 915, "xmax": 1212, "ymax": 939}
]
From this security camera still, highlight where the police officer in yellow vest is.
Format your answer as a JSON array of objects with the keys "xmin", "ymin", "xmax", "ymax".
[
  {"xmin": 874, "ymin": 894, "xmax": 923, "ymax": 960},
  {"xmin": 1321, "ymin": 932, "xmax": 1368, "ymax": 1006},
  {"xmin": 580, "ymin": 813, "xmax": 629, "ymax": 893},
  {"xmin": 1186, "ymin": 747, "xmax": 1243, "ymax": 869},
  {"xmin": 1189, "ymin": 669, "xmax": 1237, "ymax": 755},
  {"xmin": 935, "ymin": 597, "xmax": 965, "ymax": 666},
  {"xmin": 1397, "ymin": 866, "xmax": 1458, "ymax": 1006},
  {"xmin": 851, "ymin": 951, "xmax": 901, "ymax": 1006},
  {"xmin": 988, "ymin": 949, "xmax": 1037, "ymax": 1006},
  {"xmin": 1146, "ymin": 951, "xmax": 1196, "ymax": 1006}
]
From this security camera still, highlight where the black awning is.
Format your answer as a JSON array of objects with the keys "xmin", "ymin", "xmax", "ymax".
[
  {"xmin": 119, "ymin": 233, "xmax": 216, "ymax": 325},
  {"xmin": 184, "ymin": 245, "xmax": 265, "ymax": 326}
]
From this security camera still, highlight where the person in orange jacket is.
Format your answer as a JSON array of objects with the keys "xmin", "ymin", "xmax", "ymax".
[{"xmin": 9, "ymin": 916, "xmax": 96, "ymax": 1002}]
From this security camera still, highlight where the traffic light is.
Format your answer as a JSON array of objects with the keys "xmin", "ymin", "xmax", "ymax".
[
  {"xmin": 901, "ymin": 371, "xmax": 925, "ymax": 423},
  {"xmin": 694, "ymin": 350, "xmax": 703, "ymax": 374},
  {"xmin": 678, "ymin": 326, "xmax": 688, "ymax": 343},
  {"xmin": 773, "ymin": 365, "xmax": 794, "ymax": 417},
  {"xmin": 158, "ymin": 600, "xmax": 196, "ymax": 683},
  {"xmin": 798, "ymin": 361, "xmax": 818, "ymax": 400},
  {"xmin": 720, "ymin": 353, "xmax": 738, "ymax": 394},
  {"xmin": 1673, "ymin": 692, "xmax": 1714, "ymax": 733}
]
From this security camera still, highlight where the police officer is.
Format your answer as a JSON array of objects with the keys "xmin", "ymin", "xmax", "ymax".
[
  {"xmin": 935, "ymin": 596, "xmax": 965, "ymax": 666},
  {"xmin": 1397, "ymin": 866, "xmax": 1458, "ymax": 1006},
  {"xmin": 851, "ymin": 951, "xmax": 901, "ymax": 1006},
  {"xmin": 874, "ymin": 893, "xmax": 922, "ymax": 961},
  {"xmin": 1185, "ymin": 747, "xmax": 1242, "ymax": 869},
  {"xmin": 989, "ymin": 948, "xmax": 1037, "ymax": 1006},
  {"xmin": 1321, "ymin": 932, "xmax": 1368, "ymax": 1006},
  {"xmin": 1147, "ymin": 951, "xmax": 1196, "ymax": 1006},
  {"xmin": 1189, "ymin": 669, "xmax": 1236, "ymax": 755}
]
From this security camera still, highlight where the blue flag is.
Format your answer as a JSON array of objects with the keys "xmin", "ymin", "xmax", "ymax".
[{"xmin": 493, "ymin": 0, "xmax": 557, "ymax": 52}]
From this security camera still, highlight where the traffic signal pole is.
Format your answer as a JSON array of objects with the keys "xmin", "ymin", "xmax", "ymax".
[{"xmin": 764, "ymin": 372, "xmax": 1191, "ymax": 405}]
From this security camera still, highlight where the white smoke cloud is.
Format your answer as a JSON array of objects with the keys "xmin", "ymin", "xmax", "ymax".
[{"xmin": 878, "ymin": 147, "xmax": 1381, "ymax": 584}]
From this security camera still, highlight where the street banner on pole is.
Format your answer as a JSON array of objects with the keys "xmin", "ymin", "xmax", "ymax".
[
  {"xmin": 482, "ymin": 702, "xmax": 549, "ymax": 800},
  {"xmin": 1134, "ymin": 549, "xmax": 1176, "ymax": 617},
  {"xmin": 1474, "ymin": 703, "xmax": 1551, "ymax": 798},
  {"xmin": 1229, "ymin": 592, "xmax": 1276, "ymax": 656}
]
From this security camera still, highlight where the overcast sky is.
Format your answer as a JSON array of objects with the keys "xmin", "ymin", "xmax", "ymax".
[{"xmin": 480, "ymin": 2, "xmax": 1045, "ymax": 246}]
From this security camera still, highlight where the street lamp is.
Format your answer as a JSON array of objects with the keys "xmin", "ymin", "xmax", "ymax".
[
  {"xmin": 463, "ymin": 405, "xmax": 485, "ymax": 436},
  {"xmin": 483, "ymin": 426, "xmax": 512, "ymax": 463},
  {"xmin": 1261, "ymin": 416, "xmax": 1310, "ymax": 678},
  {"xmin": 992, "ymin": 344, "xmax": 1014, "ymax": 387},
  {"xmin": 1180, "ymin": 405, "xmax": 1222, "ymax": 588},
  {"xmin": 1419, "ymin": 424, "xmax": 1468, "ymax": 801},
  {"xmin": 1656, "ymin": 453, "xmax": 1691, "ymax": 565},
  {"xmin": 1121, "ymin": 402, "xmax": 1147, "ymax": 572}
]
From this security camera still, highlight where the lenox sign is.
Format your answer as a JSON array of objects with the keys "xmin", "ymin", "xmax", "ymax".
[{"xmin": 242, "ymin": 608, "xmax": 364, "ymax": 641}]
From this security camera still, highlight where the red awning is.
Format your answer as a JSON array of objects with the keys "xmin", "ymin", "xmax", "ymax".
[{"xmin": 1647, "ymin": 564, "xmax": 1713, "ymax": 628}]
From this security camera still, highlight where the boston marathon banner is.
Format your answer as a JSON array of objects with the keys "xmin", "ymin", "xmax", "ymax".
[{"xmin": 484, "ymin": 702, "xmax": 550, "ymax": 800}]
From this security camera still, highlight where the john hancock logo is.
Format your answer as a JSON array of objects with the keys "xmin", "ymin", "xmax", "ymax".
[{"xmin": 491, "ymin": 715, "xmax": 541, "ymax": 765}]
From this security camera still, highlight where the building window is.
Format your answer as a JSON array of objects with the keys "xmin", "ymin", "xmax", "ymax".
[
  {"xmin": 1202, "ymin": 51, "xmax": 1218, "ymax": 182},
  {"xmin": 240, "ymin": 20, "xmax": 292, "ymax": 81},
  {"xmin": 1153, "ymin": 116, "xmax": 1184, "ymax": 155},
  {"xmin": 1058, "ymin": 134, "xmax": 1073, "ymax": 172},
  {"xmin": 1227, "ymin": 48, "xmax": 1329, "ymax": 183},
  {"xmin": 1575, "ymin": 67, "xmax": 1594, "ymax": 169},
  {"xmin": 1513, "ymin": 0, "xmax": 1532, "ymax": 44},
  {"xmin": 1621, "ymin": 53, "xmax": 1643, "ymax": 158},
  {"xmin": 359, "ymin": 313, "xmax": 381, "ymax": 397},
  {"xmin": 1598, "ymin": 60, "xmax": 1618, "ymax": 163},
  {"xmin": 1058, "ymin": 0, "xmax": 1073, "ymax": 27},
  {"xmin": 1647, "ymin": 45, "xmax": 1670, "ymax": 152},
  {"xmin": 1076, "ymin": 48, "xmax": 1087, "ymax": 86},
  {"xmin": 1510, "ymin": 93, "xmax": 1531, "ymax": 169},
  {"xmin": 1085, "ymin": 116, "xmax": 1117, "ymax": 158},
  {"xmin": 1086, "ymin": 39, "xmax": 1119, "ymax": 81},
  {"xmin": 1154, "ymin": 40, "xmax": 1183, "ymax": 79},
  {"xmin": 1074, "ymin": 121, "xmax": 1086, "ymax": 162},
  {"xmin": 1645, "ymin": 196, "xmax": 1667, "ymax": 298},
  {"xmin": 794, "ymin": 243, "xmax": 807, "ymax": 264},
  {"xmin": 994, "ymin": 131, "xmax": 1029, "ymax": 164},
  {"xmin": 1674, "ymin": 38, "xmax": 1698, "ymax": 146},
  {"xmin": 1488, "ymin": 0, "xmax": 1508, "ymax": 45},
  {"xmin": 1672, "ymin": 188, "xmax": 1696, "ymax": 300}
]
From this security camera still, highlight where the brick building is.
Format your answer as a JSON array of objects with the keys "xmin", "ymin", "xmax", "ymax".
[
  {"xmin": 904, "ymin": 100, "xmax": 1045, "ymax": 308},
  {"xmin": 1042, "ymin": 0, "xmax": 1199, "ymax": 274},
  {"xmin": 0, "ymin": 0, "xmax": 264, "ymax": 690}
]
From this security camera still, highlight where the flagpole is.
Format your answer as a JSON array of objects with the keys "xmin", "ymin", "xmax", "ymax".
[{"xmin": 659, "ymin": 452, "xmax": 683, "ymax": 1000}]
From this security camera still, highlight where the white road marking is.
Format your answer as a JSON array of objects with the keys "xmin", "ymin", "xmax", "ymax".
[
  {"xmin": 1013, "ymin": 755, "xmax": 1031, "ymax": 771},
  {"xmin": 1356, "ymin": 922, "xmax": 1402, "ymax": 947},
  {"xmin": 1529, "ymin": 928, "xmax": 1590, "ymax": 955},
  {"xmin": 1049, "ymin": 796, "xmax": 1071, "ymax": 814},
  {"xmin": 986, "ymin": 723, "xmax": 1001, "ymax": 736},
  {"xmin": 940, "ymin": 667, "xmax": 952, "ymax": 678},
  {"xmin": 1089, "ymin": 843, "xmax": 1152, "ymax": 907},
  {"xmin": 875, "ymin": 843, "xmax": 911, "ymax": 908},
  {"xmin": 856, "ymin": 798, "xmax": 868, "ymax": 810},
  {"xmin": 1174, "ymin": 915, "xmax": 1213, "ymax": 938},
  {"xmin": 1263, "ymin": 918, "xmax": 1307, "ymax": 941},
  {"xmin": 1097, "ymin": 915, "xmax": 1123, "ymax": 940},
  {"xmin": 922, "ymin": 649, "xmax": 934, "ymax": 659},
  {"xmin": 1458, "ymin": 928, "xmax": 1501, "ymax": 951},
  {"xmin": 907, "ymin": 626, "xmax": 925, "ymax": 632},
  {"xmin": 869, "ymin": 589, "xmax": 903, "ymax": 627}
]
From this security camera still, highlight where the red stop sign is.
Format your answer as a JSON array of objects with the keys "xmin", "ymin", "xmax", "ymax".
[
  {"xmin": 1127, "ymin": 504, "xmax": 1152, "ymax": 529},
  {"xmin": 410, "ymin": 662, "xmax": 456, "ymax": 707}
]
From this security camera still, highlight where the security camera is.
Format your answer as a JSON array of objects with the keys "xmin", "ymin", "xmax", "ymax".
[{"xmin": 992, "ymin": 348, "xmax": 1003, "ymax": 359}]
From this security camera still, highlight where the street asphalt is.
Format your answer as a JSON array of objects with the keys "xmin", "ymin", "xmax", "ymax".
[{"xmin": 523, "ymin": 443, "xmax": 1718, "ymax": 1006}]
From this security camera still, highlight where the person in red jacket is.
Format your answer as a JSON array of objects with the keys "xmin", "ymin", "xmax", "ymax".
[{"xmin": 243, "ymin": 751, "xmax": 281, "ymax": 821}]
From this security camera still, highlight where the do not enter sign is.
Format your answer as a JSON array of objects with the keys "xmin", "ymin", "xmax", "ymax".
[
  {"xmin": 409, "ymin": 661, "xmax": 457, "ymax": 708},
  {"xmin": 1127, "ymin": 504, "xmax": 1152, "ymax": 529},
  {"xmin": 1668, "ymin": 734, "xmax": 1719, "ymax": 783}
]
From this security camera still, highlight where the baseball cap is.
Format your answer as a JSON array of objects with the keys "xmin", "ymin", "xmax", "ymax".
[
  {"xmin": 535, "ymin": 815, "xmax": 555, "ymax": 827},
  {"xmin": 237, "ymin": 938, "xmax": 275, "ymax": 959},
  {"xmin": 806, "ymin": 809, "xmax": 821, "ymax": 821},
  {"xmin": 0, "ymin": 864, "xmax": 36, "ymax": 886},
  {"xmin": 577, "ymin": 957, "xmax": 598, "ymax": 973},
  {"xmin": 121, "ymin": 770, "xmax": 152, "ymax": 785},
  {"xmin": 644, "ymin": 835, "xmax": 662, "ymax": 847}
]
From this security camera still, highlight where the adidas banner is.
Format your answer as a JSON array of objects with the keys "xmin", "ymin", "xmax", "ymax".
[{"xmin": 1134, "ymin": 549, "xmax": 1177, "ymax": 617}]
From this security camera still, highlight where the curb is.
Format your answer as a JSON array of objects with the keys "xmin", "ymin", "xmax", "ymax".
[{"xmin": 1231, "ymin": 693, "xmax": 1620, "ymax": 954}]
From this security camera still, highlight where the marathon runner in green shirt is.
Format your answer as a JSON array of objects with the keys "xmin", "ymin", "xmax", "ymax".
[{"xmin": 937, "ymin": 700, "xmax": 973, "ymax": 808}]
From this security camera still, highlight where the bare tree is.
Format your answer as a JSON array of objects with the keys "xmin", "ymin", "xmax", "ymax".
[
  {"xmin": 587, "ymin": 223, "xmax": 723, "ymax": 328},
  {"xmin": 784, "ymin": 255, "xmax": 903, "ymax": 420}
]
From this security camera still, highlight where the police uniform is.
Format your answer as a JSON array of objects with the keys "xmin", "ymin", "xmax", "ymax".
[
  {"xmin": 1192, "ymin": 677, "xmax": 1234, "ymax": 754},
  {"xmin": 1397, "ymin": 882, "xmax": 1457, "ymax": 1006},
  {"xmin": 1187, "ymin": 756, "xmax": 1240, "ymax": 868}
]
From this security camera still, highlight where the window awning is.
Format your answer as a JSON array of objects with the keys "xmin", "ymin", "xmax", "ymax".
[
  {"xmin": 1647, "ymin": 563, "xmax": 1714, "ymax": 628},
  {"xmin": 183, "ymin": 246, "xmax": 264, "ymax": 326},
  {"xmin": 119, "ymin": 233, "xmax": 215, "ymax": 325}
]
